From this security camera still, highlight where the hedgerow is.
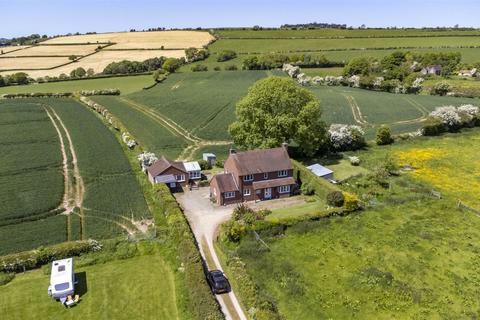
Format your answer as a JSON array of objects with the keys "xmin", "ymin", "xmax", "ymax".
[
  {"xmin": 0, "ymin": 240, "xmax": 98, "ymax": 273},
  {"xmin": 154, "ymin": 184, "xmax": 223, "ymax": 320}
]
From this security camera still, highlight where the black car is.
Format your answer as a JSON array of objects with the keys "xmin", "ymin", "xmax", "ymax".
[{"xmin": 207, "ymin": 270, "xmax": 231, "ymax": 294}]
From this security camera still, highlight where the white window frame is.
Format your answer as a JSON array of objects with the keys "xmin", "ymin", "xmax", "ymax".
[
  {"xmin": 263, "ymin": 172, "xmax": 268, "ymax": 180},
  {"xmin": 278, "ymin": 185, "xmax": 291, "ymax": 193},
  {"xmin": 243, "ymin": 174, "xmax": 254, "ymax": 182},
  {"xmin": 189, "ymin": 171, "xmax": 201, "ymax": 179},
  {"xmin": 243, "ymin": 188, "xmax": 251, "ymax": 196},
  {"xmin": 278, "ymin": 170, "xmax": 288, "ymax": 177},
  {"xmin": 175, "ymin": 174, "xmax": 185, "ymax": 182},
  {"xmin": 225, "ymin": 191, "xmax": 236, "ymax": 199}
]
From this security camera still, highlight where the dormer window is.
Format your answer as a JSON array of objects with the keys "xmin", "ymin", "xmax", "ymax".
[
  {"xmin": 278, "ymin": 170, "xmax": 288, "ymax": 177},
  {"xmin": 243, "ymin": 174, "xmax": 254, "ymax": 181}
]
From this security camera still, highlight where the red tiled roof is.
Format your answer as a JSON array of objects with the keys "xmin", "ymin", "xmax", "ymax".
[
  {"xmin": 212, "ymin": 173, "xmax": 239, "ymax": 193},
  {"xmin": 252, "ymin": 177, "xmax": 295, "ymax": 189},
  {"xmin": 229, "ymin": 147, "xmax": 292, "ymax": 176},
  {"xmin": 147, "ymin": 157, "xmax": 186, "ymax": 177}
]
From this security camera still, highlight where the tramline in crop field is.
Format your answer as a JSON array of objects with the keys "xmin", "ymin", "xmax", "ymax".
[{"xmin": 0, "ymin": 98, "xmax": 150, "ymax": 255}]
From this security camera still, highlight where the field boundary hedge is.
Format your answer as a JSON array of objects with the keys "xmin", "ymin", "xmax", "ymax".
[
  {"xmin": 0, "ymin": 240, "xmax": 98, "ymax": 273},
  {"xmin": 79, "ymin": 99, "xmax": 223, "ymax": 320}
]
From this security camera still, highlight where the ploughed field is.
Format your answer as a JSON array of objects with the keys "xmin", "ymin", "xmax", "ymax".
[
  {"xmin": 224, "ymin": 128, "xmax": 480, "ymax": 319},
  {"xmin": 0, "ymin": 98, "xmax": 150, "ymax": 255}
]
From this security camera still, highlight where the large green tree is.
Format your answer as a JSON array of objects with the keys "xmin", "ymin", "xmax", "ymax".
[{"xmin": 228, "ymin": 76, "xmax": 327, "ymax": 156}]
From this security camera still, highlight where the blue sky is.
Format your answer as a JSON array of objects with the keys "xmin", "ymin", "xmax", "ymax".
[{"xmin": 2, "ymin": 0, "xmax": 480, "ymax": 38}]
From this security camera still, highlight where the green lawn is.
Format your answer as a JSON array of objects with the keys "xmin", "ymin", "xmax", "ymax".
[
  {"xmin": 324, "ymin": 159, "xmax": 370, "ymax": 181},
  {"xmin": 0, "ymin": 75, "xmax": 154, "ymax": 95},
  {"xmin": 0, "ymin": 255, "xmax": 180, "ymax": 320},
  {"xmin": 267, "ymin": 199, "xmax": 323, "ymax": 221}
]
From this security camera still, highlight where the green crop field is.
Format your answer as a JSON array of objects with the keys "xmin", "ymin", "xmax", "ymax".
[
  {"xmin": 0, "ymin": 98, "xmax": 150, "ymax": 254},
  {"xmin": 126, "ymin": 70, "xmax": 271, "ymax": 141},
  {"xmin": 0, "ymin": 255, "xmax": 180, "ymax": 320},
  {"xmin": 209, "ymin": 36, "xmax": 480, "ymax": 54},
  {"xmin": 214, "ymin": 28, "xmax": 480, "ymax": 39},
  {"xmin": 0, "ymin": 75, "xmax": 154, "ymax": 96},
  {"xmin": 310, "ymin": 86, "xmax": 478, "ymax": 137},
  {"xmin": 220, "ymin": 129, "xmax": 480, "ymax": 319},
  {"xmin": 93, "ymin": 71, "xmax": 479, "ymax": 160},
  {"xmin": 91, "ymin": 96, "xmax": 189, "ymax": 159}
]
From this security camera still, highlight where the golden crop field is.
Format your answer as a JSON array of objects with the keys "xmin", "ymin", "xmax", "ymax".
[
  {"xmin": 0, "ymin": 57, "xmax": 70, "ymax": 70},
  {"xmin": 43, "ymin": 30, "xmax": 214, "ymax": 49},
  {"xmin": 0, "ymin": 45, "xmax": 29, "ymax": 54},
  {"xmin": 0, "ymin": 31, "xmax": 212, "ymax": 77},
  {"xmin": 0, "ymin": 49, "xmax": 185, "ymax": 78},
  {"xmin": 2, "ymin": 44, "xmax": 99, "ymax": 57}
]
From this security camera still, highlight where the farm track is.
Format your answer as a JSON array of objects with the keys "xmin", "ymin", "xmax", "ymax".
[
  {"xmin": 118, "ymin": 97, "xmax": 232, "ymax": 161},
  {"xmin": 118, "ymin": 97, "xmax": 200, "ymax": 142},
  {"xmin": 342, "ymin": 94, "xmax": 369, "ymax": 126},
  {"xmin": 43, "ymin": 107, "xmax": 73, "ymax": 213},
  {"xmin": 44, "ymin": 105, "xmax": 86, "ymax": 240}
]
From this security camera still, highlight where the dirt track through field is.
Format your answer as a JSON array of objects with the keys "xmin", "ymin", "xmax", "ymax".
[
  {"xmin": 118, "ymin": 97, "xmax": 234, "ymax": 161},
  {"xmin": 118, "ymin": 97, "xmax": 200, "ymax": 142},
  {"xmin": 44, "ymin": 106, "xmax": 86, "ymax": 240},
  {"xmin": 43, "ymin": 108, "xmax": 72, "ymax": 213},
  {"xmin": 342, "ymin": 94, "xmax": 369, "ymax": 125}
]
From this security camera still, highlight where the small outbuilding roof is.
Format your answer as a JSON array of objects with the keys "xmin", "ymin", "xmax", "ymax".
[
  {"xmin": 184, "ymin": 161, "xmax": 201, "ymax": 172},
  {"xmin": 212, "ymin": 173, "xmax": 239, "ymax": 193},
  {"xmin": 147, "ymin": 157, "xmax": 186, "ymax": 177},
  {"xmin": 203, "ymin": 153, "xmax": 216, "ymax": 158},
  {"xmin": 306, "ymin": 164, "xmax": 333, "ymax": 177},
  {"xmin": 154, "ymin": 174, "xmax": 176, "ymax": 184}
]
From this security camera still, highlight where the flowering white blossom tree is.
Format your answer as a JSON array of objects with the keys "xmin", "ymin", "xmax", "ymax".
[
  {"xmin": 348, "ymin": 75, "xmax": 360, "ymax": 88},
  {"xmin": 328, "ymin": 124, "xmax": 366, "ymax": 151},
  {"xmin": 373, "ymin": 77, "xmax": 384, "ymax": 89},
  {"xmin": 137, "ymin": 152, "xmax": 158, "ymax": 172},
  {"xmin": 429, "ymin": 106, "xmax": 462, "ymax": 129}
]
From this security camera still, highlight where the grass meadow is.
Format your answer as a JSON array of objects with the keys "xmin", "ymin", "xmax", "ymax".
[
  {"xmin": 221, "ymin": 128, "xmax": 480, "ymax": 319},
  {"xmin": 0, "ymin": 254, "xmax": 180, "ymax": 320}
]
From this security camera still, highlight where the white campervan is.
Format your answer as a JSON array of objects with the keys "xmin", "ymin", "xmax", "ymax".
[{"xmin": 48, "ymin": 258, "xmax": 75, "ymax": 301}]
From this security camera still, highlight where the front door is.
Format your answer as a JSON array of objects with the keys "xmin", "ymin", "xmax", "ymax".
[{"xmin": 264, "ymin": 188, "xmax": 272, "ymax": 199}]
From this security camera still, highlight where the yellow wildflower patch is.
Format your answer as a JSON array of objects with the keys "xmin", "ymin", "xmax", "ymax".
[{"xmin": 396, "ymin": 146, "xmax": 480, "ymax": 209}]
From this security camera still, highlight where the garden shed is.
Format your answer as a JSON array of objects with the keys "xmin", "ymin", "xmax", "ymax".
[
  {"xmin": 202, "ymin": 153, "xmax": 216, "ymax": 166},
  {"xmin": 306, "ymin": 164, "xmax": 334, "ymax": 180}
]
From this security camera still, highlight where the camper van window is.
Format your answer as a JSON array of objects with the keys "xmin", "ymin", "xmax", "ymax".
[
  {"xmin": 54, "ymin": 282, "xmax": 70, "ymax": 291},
  {"xmin": 58, "ymin": 265, "xmax": 65, "ymax": 272}
]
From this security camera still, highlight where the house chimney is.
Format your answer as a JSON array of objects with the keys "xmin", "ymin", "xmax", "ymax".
[{"xmin": 229, "ymin": 148, "xmax": 236, "ymax": 154}]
